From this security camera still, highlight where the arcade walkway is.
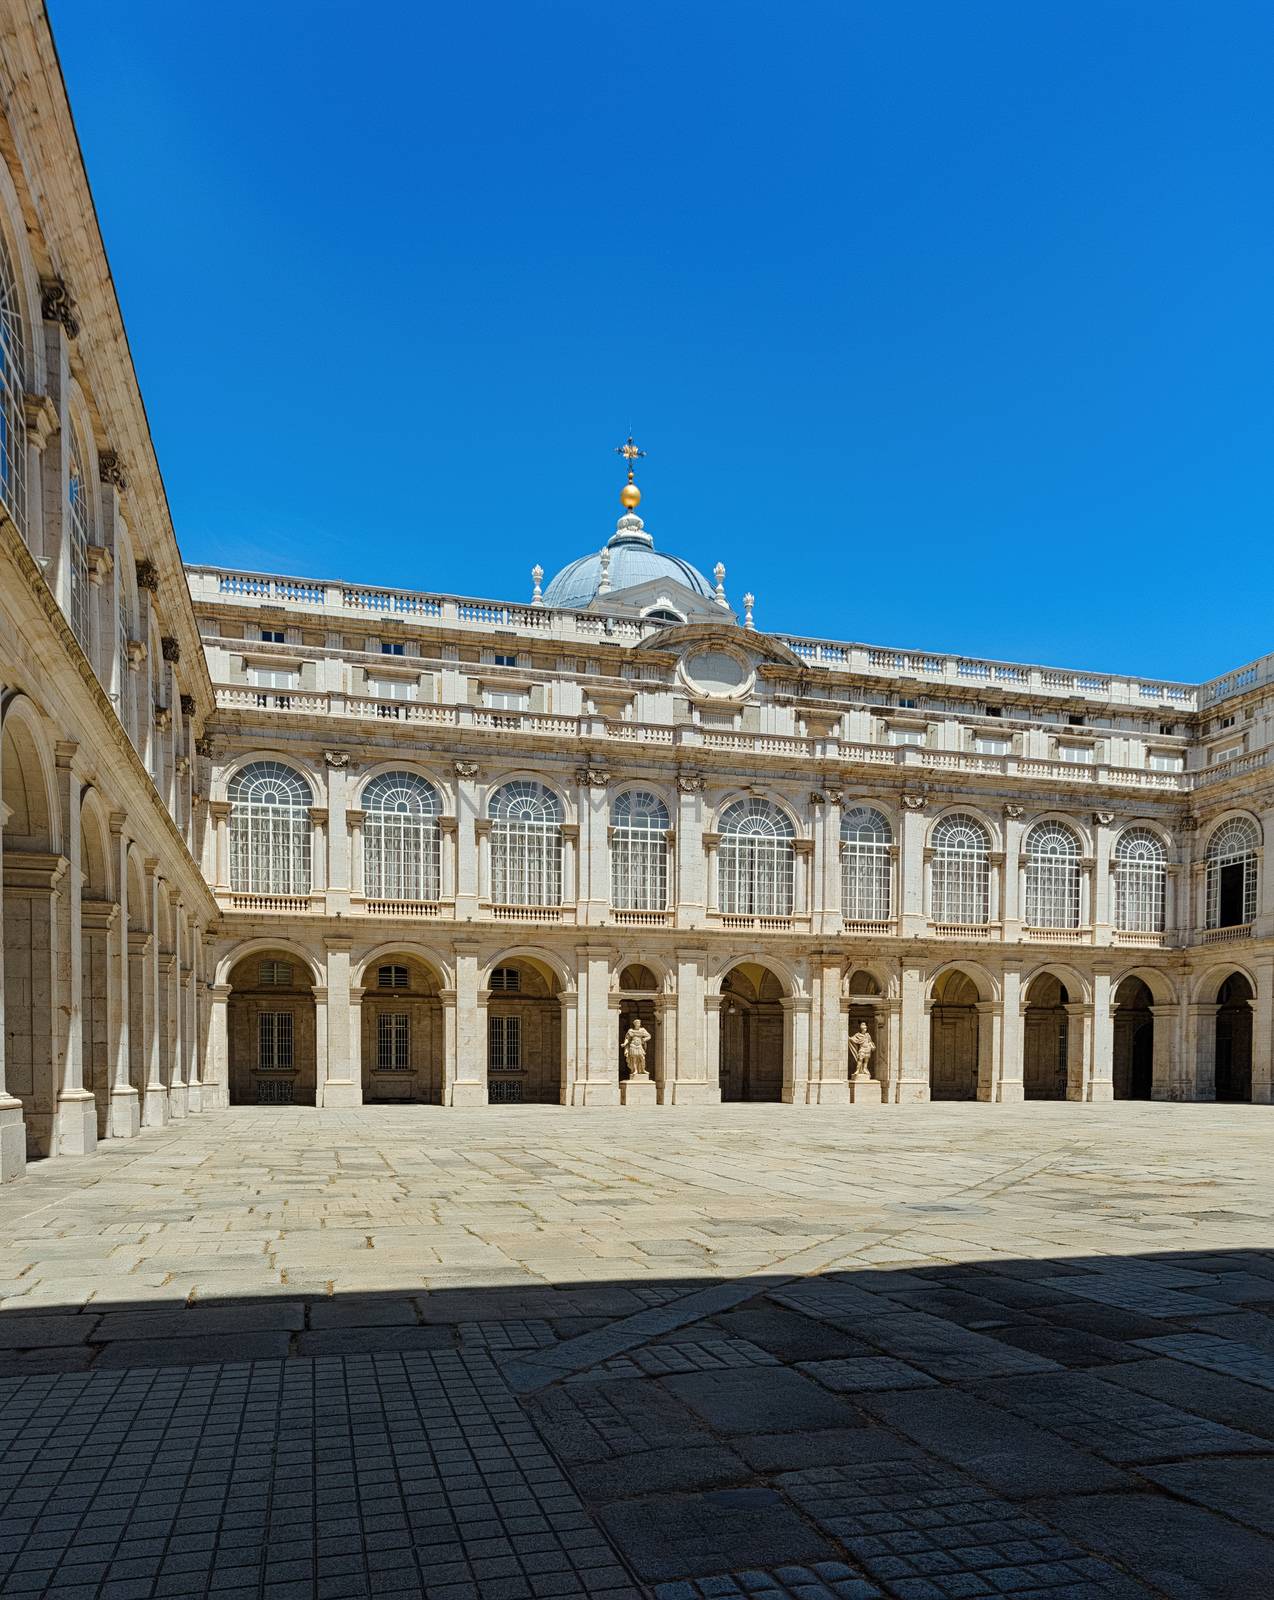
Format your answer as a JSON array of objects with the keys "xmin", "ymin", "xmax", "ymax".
[{"xmin": 0, "ymin": 1105, "xmax": 1270, "ymax": 1597}]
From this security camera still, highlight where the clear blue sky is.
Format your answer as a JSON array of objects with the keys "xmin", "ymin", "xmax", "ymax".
[{"xmin": 50, "ymin": 1, "xmax": 1273, "ymax": 681}]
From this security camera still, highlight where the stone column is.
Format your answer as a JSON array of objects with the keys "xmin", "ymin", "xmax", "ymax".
[
  {"xmin": 185, "ymin": 934, "xmax": 203, "ymax": 1114},
  {"xmin": 54, "ymin": 743, "xmax": 96, "ymax": 1155},
  {"xmin": 808, "ymin": 956, "xmax": 849, "ymax": 1104},
  {"xmin": 0, "ymin": 794, "xmax": 26, "ymax": 1181},
  {"xmin": 780, "ymin": 993, "xmax": 813, "ymax": 1103},
  {"xmin": 309, "ymin": 808, "xmax": 328, "ymax": 897},
  {"xmin": 1251, "ymin": 955, "xmax": 1273, "ymax": 1104},
  {"xmin": 1186, "ymin": 1002, "xmax": 1217, "ymax": 1101},
  {"xmin": 143, "ymin": 862, "xmax": 168, "ymax": 1126},
  {"xmin": 817, "ymin": 791, "xmax": 840, "ymax": 934},
  {"xmin": 206, "ymin": 983, "xmax": 231, "ymax": 1107},
  {"xmin": 324, "ymin": 759, "xmax": 352, "ymax": 912},
  {"xmin": 793, "ymin": 838, "xmax": 814, "ymax": 919},
  {"xmin": 702, "ymin": 991, "xmax": 723, "ymax": 1104},
  {"xmin": 108, "ymin": 815, "xmax": 139, "ymax": 1136},
  {"xmin": 1092, "ymin": 812, "xmax": 1115, "ymax": 943},
  {"xmin": 899, "ymin": 801, "xmax": 928, "ymax": 936},
  {"xmin": 558, "ymin": 990, "xmax": 579, "ymax": 1105},
  {"xmin": 676, "ymin": 778, "xmax": 706, "ymax": 928},
  {"xmin": 975, "ymin": 1000, "xmax": 1001, "ymax": 1102},
  {"xmin": 1087, "ymin": 969, "xmax": 1114, "ymax": 1101},
  {"xmin": 667, "ymin": 948, "xmax": 713, "ymax": 1102},
  {"xmin": 576, "ymin": 770, "xmax": 610, "ymax": 926},
  {"xmin": 571, "ymin": 945, "xmax": 618, "ymax": 1105},
  {"xmin": 1064, "ymin": 1001, "xmax": 1092, "ymax": 1101},
  {"xmin": 167, "ymin": 900, "xmax": 188, "ymax": 1118},
  {"xmin": 1001, "ymin": 810, "xmax": 1025, "ymax": 938},
  {"xmin": 453, "ymin": 763, "xmax": 481, "ymax": 918},
  {"xmin": 449, "ymin": 940, "xmax": 486, "ymax": 1105},
  {"xmin": 996, "ymin": 964, "xmax": 1024, "ymax": 1101},
  {"xmin": 209, "ymin": 801, "xmax": 230, "ymax": 888},
  {"xmin": 321, "ymin": 939, "xmax": 361, "ymax": 1105},
  {"xmin": 898, "ymin": 960, "xmax": 930, "ymax": 1101},
  {"xmin": 438, "ymin": 815, "xmax": 457, "ymax": 902}
]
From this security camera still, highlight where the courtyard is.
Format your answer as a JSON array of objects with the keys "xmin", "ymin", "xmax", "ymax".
[{"xmin": 0, "ymin": 1104, "xmax": 1271, "ymax": 1598}]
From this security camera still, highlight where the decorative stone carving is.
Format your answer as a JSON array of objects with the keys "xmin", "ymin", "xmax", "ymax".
[
  {"xmin": 22, "ymin": 392, "xmax": 57, "ymax": 448},
  {"xmin": 575, "ymin": 767, "xmax": 611, "ymax": 787},
  {"xmin": 323, "ymin": 750, "xmax": 350, "ymax": 769},
  {"xmin": 195, "ymin": 736, "xmax": 215, "ymax": 760},
  {"xmin": 900, "ymin": 793, "xmax": 926, "ymax": 811},
  {"xmin": 153, "ymin": 704, "xmax": 171, "ymax": 730},
  {"xmin": 530, "ymin": 564, "xmax": 544, "ymax": 607},
  {"xmin": 1003, "ymin": 803, "xmax": 1025, "ymax": 820},
  {"xmin": 809, "ymin": 791, "xmax": 826, "ymax": 806},
  {"xmin": 160, "ymin": 636, "xmax": 180, "ymax": 663},
  {"xmin": 454, "ymin": 761, "xmax": 480, "ymax": 779},
  {"xmin": 622, "ymin": 1019, "xmax": 652, "ymax": 1079},
  {"xmin": 135, "ymin": 558, "xmax": 159, "ymax": 593},
  {"xmin": 98, "ymin": 450, "xmax": 127, "ymax": 491},
  {"xmin": 179, "ymin": 692, "xmax": 195, "ymax": 718},
  {"xmin": 1093, "ymin": 810, "xmax": 1116, "ymax": 825},
  {"xmin": 677, "ymin": 774, "xmax": 706, "ymax": 794},
  {"xmin": 40, "ymin": 276, "xmax": 79, "ymax": 338},
  {"xmin": 849, "ymin": 1022, "xmax": 876, "ymax": 1080},
  {"xmin": 1178, "ymin": 814, "xmax": 1200, "ymax": 832}
]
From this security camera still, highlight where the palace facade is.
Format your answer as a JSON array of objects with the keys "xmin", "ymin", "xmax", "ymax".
[{"xmin": 1, "ymin": 4, "xmax": 1271, "ymax": 1185}]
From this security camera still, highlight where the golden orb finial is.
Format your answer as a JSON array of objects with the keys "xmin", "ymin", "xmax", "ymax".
[{"xmin": 614, "ymin": 434, "xmax": 646, "ymax": 512}]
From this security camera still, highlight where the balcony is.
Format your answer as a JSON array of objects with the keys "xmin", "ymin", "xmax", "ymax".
[
  {"xmin": 1022, "ymin": 927, "xmax": 1090, "ymax": 945},
  {"xmin": 1199, "ymin": 923, "xmax": 1253, "ymax": 945},
  {"xmin": 610, "ymin": 908, "xmax": 673, "ymax": 927}
]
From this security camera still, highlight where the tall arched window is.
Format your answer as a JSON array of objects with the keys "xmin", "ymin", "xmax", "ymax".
[
  {"xmin": 932, "ymin": 813, "xmax": 991, "ymax": 926},
  {"xmin": 229, "ymin": 761, "xmax": 313, "ymax": 896},
  {"xmin": 1205, "ymin": 816, "xmax": 1260, "ymax": 929},
  {"xmin": 117, "ymin": 589, "xmax": 133, "ymax": 744},
  {"xmin": 0, "ymin": 230, "xmax": 26, "ymax": 535},
  {"xmin": 841, "ymin": 805, "xmax": 892, "ymax": 921},
  {"xmin": 362, "ymin": 771, "xmax": 442, "ymax": 902},
  {"xmin": 611, "ymin": 789, "xmax": 670, "ymax": 910},
  {"xmin": 719, "ymin": 798, "xmax": 795, "ymax": 916},
  {"xmin": 67, "ymin": 427, "xmax": 93, "ymax": 650},
  {"xmin": 489, "ymin": 781, "xmax": 562, "ymax": 906},
  {"xmin": 1114, "ymin": 828, "xmax": 1167, "ymax": 934},
  {"xmin": 1024, "ymin": 820, "xmax": 1081, "ymax": 929}
]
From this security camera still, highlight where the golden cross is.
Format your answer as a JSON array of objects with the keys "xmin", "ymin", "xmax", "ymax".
[{"xmin": 615, "ymin": 434, "xmax": 646, "ymax": 477}]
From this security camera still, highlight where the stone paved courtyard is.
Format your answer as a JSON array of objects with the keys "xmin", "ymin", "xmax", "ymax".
[{"xmin": 0, "ymin": 1105, "xmax": 1271, "ymax": 1598}]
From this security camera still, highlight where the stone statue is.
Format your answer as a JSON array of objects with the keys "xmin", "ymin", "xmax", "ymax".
[
  {"xmin": 622, "ymin": 1019, "xmax": 652, "ymax": 1078},
  {"xmin": 849, "ymin": 1023, "xmax": 875, "ymax": 1080}
]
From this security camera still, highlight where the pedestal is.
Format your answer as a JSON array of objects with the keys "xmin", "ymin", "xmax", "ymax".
[
  {"xmin": 849, "ymin": 1075, "xmax": 883, "ymax": 1106},
  {"xmin": 0, "ymin": 1098, "xmax": 26, "ymax": 1182},
  {"xmin": 185, "ymin": 1083, "xmax": 203, "ymax": 1114},
  {"xmin": 109, "ymin": 1086, "xmax": 141, "ymax": 1139},
  {"xmin": 321, "ymin": 1079, "xmax": 364, "ymax": 1107},
  {"xmin": 449, "ymin": 1082, "xmax": 487, "ymax": 1107},
  {"xmin": 621, "ymin": 1076, "xmax": 657, "ymax": 1107},
  {"xmin": 55, "ymin": 1090, "xmax": 99, "ymax": 1155},
  {"xmin": 168, "ymin": 1083, "xmax": 188, "ymax": 1120},
  {"xmin": 143, "ymin": 1086, "xmax": 170, "ymax": 1127}
]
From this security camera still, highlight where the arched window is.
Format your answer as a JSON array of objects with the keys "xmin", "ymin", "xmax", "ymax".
[
  {"xmin": 117, "ymin": 589, "xmax": 133, "ymax": 744},
  {"xmin": 611, "ymin": 789, "xmax": 670, "ymax": 910},
  {"xmin": 719, "ymin": 798, "xmax": 795, "ymax": 916},
  {"xmin": 489, "ymin": 781, "xmax": 563, "ymax": 906},
  {"xmin": 841, "ymin": 806, "xmax": 892, "ymax": 921},
  {"xmin": 1205, "ymin": 816, "xmax": 1260, "ymax": 929},
  {"xmin": 0, "ymin": 230, "xmax": 26, "ymax": 535},
  {"xmin": 1024, "ymin": 820, "xmax": 1082, "ymax": 929},
  {"xmin": 362, "ymin": 771, "xmax": 442, "ymax": 902},
  {"xmin": 1114, "ymin": 828, "xmax": 1167, "ymax": 934},
  {"xmin": 228, "ymin": 761, "xmax": 313, "ymax": 896},
  {"xmin": 67, "ymin": 427, "xmax": 93, "ymax": 650},
  {"xmin": 931, "ymin": 813, "xmax": 991, "ymax": 926}
]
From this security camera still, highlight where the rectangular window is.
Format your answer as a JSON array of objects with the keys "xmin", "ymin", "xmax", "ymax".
[
  {"xmin": 377, "ymin": 1012, "xmax": 410, "ymax": 1070},
  {"xmin": 493, "ymin": 653, "xmax": 518, "ymax": 667},
  {"xmin": 381, "ymin": 642, "xmax": 405, "ymax": 656},
  {"xmin": 1058, "ymin": 744, "xmax": 1094, "ymax": 764},
  {"xmin": 249, "ymin": 666, "xmax": 297, "ymax": 689},
  {"xmin": 259, "ymin": 960, "xmax": 292, "ymax": 987},
  {"xmin": 484, "ymin": 688, "xmax": 530, "ymax": 711},
  {"xmin": 1212, "ymin": 743, "xmax": 1243, "ymax": 765},
  {"xmin": 488, "ymin": 1014, "xmax": 522, "ymax": 1069},
  {"xmin": 974, "ymin": 736, "xmax": 1010, "ymax": 755},
  {"xmin": 258, "ymin": 1011, "xmax": 293, "ymax": 1071},
  {"xmin": 368, "ymin": 676, "xmax": 415, "ymax": 701},
  {"xmin": 260, "ymin": 629, "xmax": 285, "ymax": 644},
  {"xmin": 886, "ymin": 727, "xmax": 925, "ymax": 746},
  {"xmin": 1148, "ymin": 752, "xmax": 1184, "ymax": 772}
]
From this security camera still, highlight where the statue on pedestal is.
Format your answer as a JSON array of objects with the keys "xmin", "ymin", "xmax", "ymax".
[
  {"xmin": 849, "ymin": 1023, "xmax": 876, "ymax": 1080},
  {"xmin": 622, "ymin": 1019, "xmax": 652, "ymax": 1079}
]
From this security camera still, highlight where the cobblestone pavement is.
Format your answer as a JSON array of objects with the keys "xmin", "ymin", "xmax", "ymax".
[{"xmin": 0, "ymin": 1103, "xmax": 1270, "ymax": 1597}]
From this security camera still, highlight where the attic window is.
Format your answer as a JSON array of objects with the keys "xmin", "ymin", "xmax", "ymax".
[{"xmin": 644, "ymin": 609, "xmax": 683, "ymax": 625}]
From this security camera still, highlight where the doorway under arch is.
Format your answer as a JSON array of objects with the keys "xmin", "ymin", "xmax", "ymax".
[
  {"xmin": 485, "ymin": 956, "xmax": 562, "ymax": 1105},
  {"xmin": 1215, "ymin": 972, "xmax": 1253, "ymax": 1103},
  {"xmin": 929, "ymin": 969, "xmax": 982, "ymax": 1100},
  {"xmin": 226, "ymin": 948, "xmax": 317, "ymax": 1106},
  {"xmin": 1113, "ymin": 977, "xmax": 1154, "ymax": 1100},
  {"xmin": 1023, "ymin": 973, "xmax": 1069, "ymax": 1101},
  {"xmin": 361, "ymin": 954, "xmax": 445, "ymax": 1104},
  {"xmin": 719, "ymin": 962, "xmax": 787, "ymax": 1102}
]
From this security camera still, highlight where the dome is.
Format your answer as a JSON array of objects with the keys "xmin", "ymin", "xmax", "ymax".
[{"xmin": 542, "ymin": 514, "xmax": 715, "ymax": 610}]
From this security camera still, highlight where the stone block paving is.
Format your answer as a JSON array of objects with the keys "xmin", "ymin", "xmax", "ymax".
[{"xmin": 1, "ymin": 1105, "xmax": 1274, "ymax": 1594}]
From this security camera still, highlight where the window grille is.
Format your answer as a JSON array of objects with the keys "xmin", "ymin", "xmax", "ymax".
[
  {"xmin": 931, "ymin": 813, "xmax": 991, "ymax": 925},
  {"xmin": 1113, "ymin": 827, "xmax": 1166, "ymax": 933},
  {"xmin": 490, "ymin": 967, "xmax": 520, "ymax": 992},
  {"xmin": 378, "ymin": 964, "xmax": 409, "ymax": 989},
  {"xmin": 488, "ymin": 1014, "xmax": 522, "ymax": 1069},
  {"xmin": 67, "ymin": 429, "xmax": 93, "ymax": 651},
  {"xmin": 257, "ymin": 1011, "xmax": 293, "ymax": 1071},
  {"xmin": 489, "ymin": 781, "xmax": 562, "ymax": 905},
  {"xmin": 1024, "ymin": 820, "xmax": 1081, "ymax": 928},
  {"xmin": 1205, "ymin": 816, "xmax": 1260, "ymax": 928},
  {"xmin": 610, "ymin": 789, "xmax": 670, "ymax": 910},
  {"xmin": 256, "ymin": 1077, "xmax": 294, "ymax": 1105},
  {"xmin": 489, "ymin": 1078, "xmax": 523, "ymax": 1103},
  {"xmin": 0, "ymin": 231, "xmax": 26, "ymax": 536},
  {"xmin": 377, "ymin": 1012, "xmax": 410, "ymax": 1070},
  {"xmin": 718, "ymin": 798, "xmax": 796, "ymax": 916},
  {"xmin": 228, "ymin": 761, "xmax": 312, "ymax": 895},
  {"xmin": 259, "ymin": 960, "xmax": 293, "ymax": 987},
  {"xmin": 362, "ymin": 771, "xmax": 441, "ymax": 901},
  {"xmin": 841, "ymin": 806, "xmax": 891, "ymax": 921}
]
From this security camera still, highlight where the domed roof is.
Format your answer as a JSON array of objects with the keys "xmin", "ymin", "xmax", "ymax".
[{"xmin": 543, "ymin": 514, "xmax": 715, "ymax": 610}]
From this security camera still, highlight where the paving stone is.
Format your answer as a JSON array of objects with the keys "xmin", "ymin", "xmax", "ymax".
[
  {"xmin": 599, "ymin": 1489, "xmax": 839, "ymax": 1583},
  {"xmin": 0, "ymin": 1317, "xmax": 98, "ymax": 1350},
  {"xmin": 1133, "ymin": 1331, "xmax": 1274, "ymax": 1391},
  {"xmin": 651, "ymin": 1563, "xmax": 881, "ymax": 1598},
  {"xmin": 707, "ymin": 1306, "xmax": 881, "ymax": 1363},
  {"xmin": 1135, "ymin": 1455, "xmax": 1274, "ymax": 1537},
  {"xmin": 824, "ymin": 1312, "xmax": 1061, "ymax": 1382},
  {"xmin": 294, "ymin": 1326, "xmax": 456, "ymax": 1357},
  {"xmin": 92, "ymin": 1333, "xmax": 293, "ymax": 1367},
  {"xmin": 797, "ymin": 1358, "xmax": 936, "ymax": 1394},
  {"xmin": 661, "ymin": 1368, "xmax": 866, "ymax": 1435},
  {"xmin": 1099, "ymin": 1355, "xmax": 1274, "ymax": 1441}
]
